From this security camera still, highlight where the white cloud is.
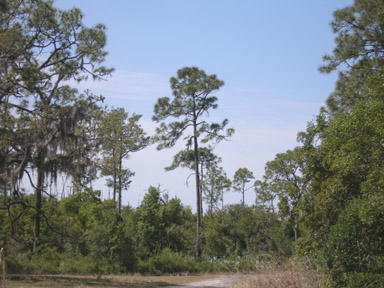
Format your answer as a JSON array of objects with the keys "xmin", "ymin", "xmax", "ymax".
[{"xmin": 65, "ymin": 69, "xmax": 170, "ymax": 102}]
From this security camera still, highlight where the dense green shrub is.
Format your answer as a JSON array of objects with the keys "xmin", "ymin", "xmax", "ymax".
[
  {"xmin": 30, "ymin": 246, "xmax": 62, "ymax": 274},
  {"xmin": 138, "ymin": 249, "xmax": 196, "ymax": 274},
  {"xmin": 324, "ymin": 198, "xmax": 384, "ymax": 287},
  {"xmin": 3, "ymin": 254, "xmax": 25, "ymax": 274},
  {"xmin": 344, "ymin": 273, "xmax": 384, "ymax": 288},
  {"xmin": 1, "ymin": 187, "xmax": 292, "ymax": 275},
  {"xmin": 203, "ymin": 205, "xmax": 292, "ymax": 259}
]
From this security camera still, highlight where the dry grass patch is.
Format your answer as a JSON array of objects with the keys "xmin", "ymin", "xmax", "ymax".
[
  {"xmin": 232, "ymin": 261, "xmax": 328, "ymax": 288},
  {"xmin": 5, "ymin": 273, "xmax": 222, "ymax": 288}
]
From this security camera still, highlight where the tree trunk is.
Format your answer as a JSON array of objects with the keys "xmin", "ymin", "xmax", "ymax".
[
  {"xmin": 210, "ymin": 191, "xmax": 213, "ymax": 218},
  {"xmin": 34, "ymin": 170, "xmax": 44, "ymax": 251},
  {"xmin": 221, "ymin": 192, "xmax": 224, "ymax": 210},
  {"xmin": 193, "ymin": 107, "xmax": 201, "ymax": 261},
  {"xmin": 2, "ymin": 183, "xmax": 6, "ymax": 205},
  {"xmin": 200, "ymin": 163, "xmax": 204, "ymax": 217},
  {"xmin": 118, "ymin": 157, "xmax": 122, "ymax": 213},
  {"xmin": 113, "ymin": 164, "xmax": 117, "ymax": 202},
  {"xmin": 294, "ymin": 216, "xmax": 299, "ymax": 241},
  {"xmin": 194, "ymin": 136, "xmax": 201, "ymax": 260}
]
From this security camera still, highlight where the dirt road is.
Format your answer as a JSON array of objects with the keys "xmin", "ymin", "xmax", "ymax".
[{"xmin": 166, "ymin": 274, "xmax": 251, "ymax": 288}]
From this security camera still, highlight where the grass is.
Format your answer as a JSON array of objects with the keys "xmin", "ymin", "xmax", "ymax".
[
  {"xmin": 4, "ymin": 273, "xmax": 222, "ymax": 288},
  {"xmin": 231, "ymin": 260, "xmax": 329, "ymax": 288},
  {"xmin": 3, "ymin": 259, "xmax": 330, "ymax": 287}
]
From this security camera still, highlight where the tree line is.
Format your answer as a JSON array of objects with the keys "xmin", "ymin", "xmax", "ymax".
[
  {"xmin": 1, "ymin": 0, "xmax": 384, "ymax": 286},
  {"xmin": 0, "ymin": 0, "xmax": 286, "ymax": 274},
  {"xmin": 1, "ymin": 186, "xmax": 291, "ymax": 274},
  {"xmin": 254, "ymin": 0, "xmax": 384, "ymax": 286}
]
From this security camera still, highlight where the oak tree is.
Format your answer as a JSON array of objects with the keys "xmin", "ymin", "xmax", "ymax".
[{"xmin": 0, "ymin": 0, "xmax": 112, "ymax": 247}]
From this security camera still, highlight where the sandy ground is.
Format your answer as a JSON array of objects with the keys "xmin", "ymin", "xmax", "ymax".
[{"xmin": 166, "ymin": 274, "xmax": 252, "ymax": 288}]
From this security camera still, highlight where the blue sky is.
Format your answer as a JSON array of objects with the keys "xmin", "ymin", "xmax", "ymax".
[{"xmin": 53, "ymin": 0, "xmax": 353, "ymax": 209}]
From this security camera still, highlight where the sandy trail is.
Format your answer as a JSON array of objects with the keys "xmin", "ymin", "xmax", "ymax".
[{"xmin": 166, "ymin": 274, "xmax": 251, "ymax": 288}]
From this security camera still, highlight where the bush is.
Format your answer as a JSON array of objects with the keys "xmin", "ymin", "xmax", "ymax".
[
  {"xmin": 139, "ymin": 249, "xmax": 196, "ymax": 274},
  {"xmin": 324, "ymin": 198, "xmax": 384, "ymax": 286},
  {"xmin": 344, "ymin": 272, "xmax": 384, "ymax": 288},
  {"xmin": 238, "ymin": 257, "xmax": 257, "ymax": 271},
  {"xmin": 30, "ymin": 246, "xmax": 62, "ymax": 274},
  {"xmin": 4, "ymin": 254, "xmax": 25, "ymax": 274}
]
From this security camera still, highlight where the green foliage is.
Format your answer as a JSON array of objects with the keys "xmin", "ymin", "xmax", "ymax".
[
  {"xmin": 251, "ymin": 4, "xmax": 384, "ymax": 284},
  {"xmin": 152, "ymin": 66, "xmax": 233, "ymax": 150},
  {"xmin": 0, "ymin": 0, "xmax": 112, "ymax": 249},
  {"xmin": 232, "ymin": 168, "xmax": 255, "ymax": 206},
  {"xmin": 319, "ymin": 0, "xmax": 384, "ymax": 113},
  {"xmin": 166, "ymin": 147, "xmax": 220, "ymax": 172},
  {"xmin": 138, "ymin": 248, "xmax": 196, "ymax": 275},
  {"xmin": 342, "ymin": 272, "xmax": 384, "ymax": 288},
  {"xmin": 1, "ymin": 186, "xmax": 294, "ymax": 275},
  {"xmin": 152, "ymin": 66, "xmax": 234, "ymax": 259},
  {"xmin": 257, "ymin": 147, "xmax": 308, "ymax": 240},
  {"xmin": 301, "ymin": 92, "xmax": 384, "ymax": 239},
  {"xmin": 98, "ymin": 108, "xmax": 149, "ymax": 212},
  {"xmin": 203, "ymin": 204, "xmax": 292, "ymax": 259},
  {"xmin": 11, "ymin": 0, "xmax": 384, "ymax": 281},
  {"xmin": 203, "ymin": 165, "xmax": 231, "ymax": 216},
  {"xmin": 0, "ymin": 0, "xmax": 301, "ymax": 279},
  {"xmin": 324, "ymin": 198, "xmax": 384, "ymax": 287},
  {"xmin": 295, "ymin": 74, "xmax": 384, "ymax": 284},
  {"xmin": 132, "ymin": 186, "xmax": 195, "ymax": 258}
]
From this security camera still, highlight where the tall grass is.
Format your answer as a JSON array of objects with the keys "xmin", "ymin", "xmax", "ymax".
[{"xmin": 232, "ymin": 259, "xmax": 331, "ymax": 288}]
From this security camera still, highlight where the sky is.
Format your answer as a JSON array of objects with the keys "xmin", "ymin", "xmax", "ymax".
[{"xmin": 52, "ymin": 0, "xmax": 353, "ymax": 210}]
